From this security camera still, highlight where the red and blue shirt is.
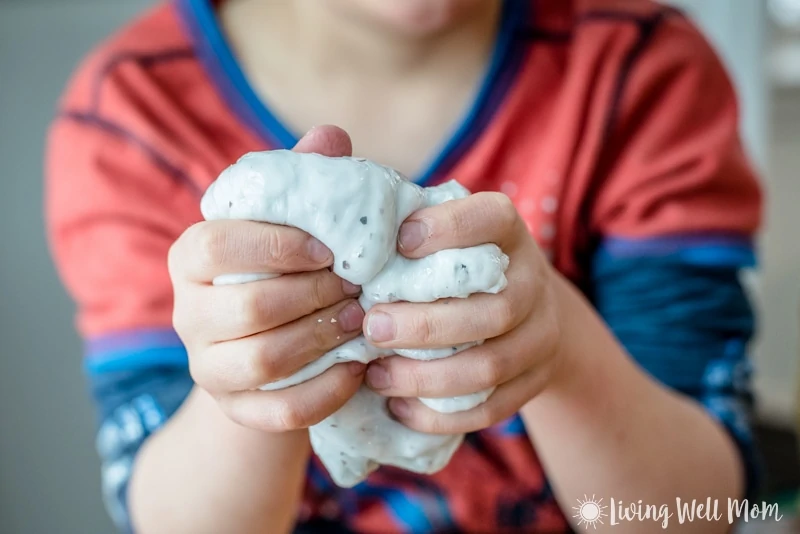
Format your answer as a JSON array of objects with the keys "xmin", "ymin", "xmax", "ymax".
[{"xmin": 46, "ymin": 0, "xmax": 763, "ymax": 532}]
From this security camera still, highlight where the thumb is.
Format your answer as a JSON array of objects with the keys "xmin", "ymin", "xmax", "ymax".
[{"xmin": 293, "ymin": 125, "xmax": 353, "ymax": 157}]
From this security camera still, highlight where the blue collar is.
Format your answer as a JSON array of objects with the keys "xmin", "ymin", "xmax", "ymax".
[{"xmin": 176, "ymin": 0, "xmax": 530, "ymax": 185}]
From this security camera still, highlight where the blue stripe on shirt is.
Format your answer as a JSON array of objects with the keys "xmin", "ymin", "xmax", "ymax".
[
  {"xmin": 84, "ymin": 327, "xmax": 188, "ymax": 375},
  {"xmin": 597, "ymin": 233, "xmax": 757, "ymax": 267},
  {"xmin": 591, "ymin": 234, "xmax": 761, "ymax": 497},
  {"xmin": 90, "ymin": 365, "xmax": 194, "ymax": 532}
]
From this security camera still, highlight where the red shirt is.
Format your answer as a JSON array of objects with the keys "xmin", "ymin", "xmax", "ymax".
[{"xmin": 46, "ymin": 1, "xmax": 761, "ymax": 532}]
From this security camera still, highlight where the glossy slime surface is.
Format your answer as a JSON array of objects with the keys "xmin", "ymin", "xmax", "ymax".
[{"xmin": 201, "ymin": 150, "xmax": 509, "ymax": 487}]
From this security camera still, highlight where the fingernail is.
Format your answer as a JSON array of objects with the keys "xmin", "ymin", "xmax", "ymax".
[
  {"xmin": 342, "ymin": 279, "xmax": 361, "ymax": 295},
  {"xmin": 366, "ymin": 312, "xmax": 394, "ymax": 343},
  {"xmin": 349, "ymin": 361, "xmax": 366, "ymax": 376},
  {"xmin": 389, "ymin": 398, "xmax": 410, "ymax": 419},
  {"xmin": 307, "ymin": 237, "xmax": 332, "ymax": 263},
  {"xmin": 366, "ymin": 364, "xmax": 391, "ymax": 390},
  {"xmin": 338, "ymin": 302, "xmax": 365, "ymax": 332},
  {"xmin": 398, "ymin": 220, "xmax": 429, "ymax": 252}
]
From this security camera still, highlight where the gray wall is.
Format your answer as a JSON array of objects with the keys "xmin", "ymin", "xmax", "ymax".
[
  {"xmin": 0, "ymin": 2, "xmax": 151, "ymax": 533},
  {"xmin": 671, "ymin": 0, "xmax": 800, "ymax": 424},
  {"xmin": 672, "ymin": 0, "xmax": 800, "ymax": 430}
]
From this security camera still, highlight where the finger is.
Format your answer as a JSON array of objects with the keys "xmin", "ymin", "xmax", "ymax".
[
  {"xmin": 169, "ymin": 220, "xmax": 333, "ymax": 283},
  {"xmin": 398, "ymin": 192, "xmax": 521, "ymax": 258},
  {"xmin": 363, "ymin": 294, "xmax": 519, "ymax": 349},
  {"xmin": 385, "ymin": 367, "xmax": 546, "ymax": 435},
  {"xmin": 193, "ymin": 299, "xmax": 365, "ymax": 393},
  {"xmin": 175, "ymin": 269, "xmax": 362, "ymax": 343},
  {"xmin": 363, "ymin": 253, "xmax": 538, "ymax": 348},
  {"xmin": 364, "ymin": 313, "xmax": 555, "ymax": 397},
  {"xmin": 218, "ymin": 361, "xmax": 366, "ymax": 432},
  {"xmin": 293, "ymin": 125, "xmax": 353, "ymax": 157},
  {"xmin": 174, "ymin": 124, "xmax": 352, "ymax": 282}
]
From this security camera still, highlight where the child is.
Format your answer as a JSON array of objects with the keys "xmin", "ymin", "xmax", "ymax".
[{"xmin": 46, "ymin": 0, "xmax": 762, "ymax": 532}]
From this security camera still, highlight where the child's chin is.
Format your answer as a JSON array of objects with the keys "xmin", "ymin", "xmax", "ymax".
[{"xmin": 363, "ymin": 0, "xmax": 481, "ymax": 36}]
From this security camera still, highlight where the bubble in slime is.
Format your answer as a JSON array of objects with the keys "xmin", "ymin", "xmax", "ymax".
[{"xmin": 201, "ymin": 150, "xmax": 510, "ymax": 487}]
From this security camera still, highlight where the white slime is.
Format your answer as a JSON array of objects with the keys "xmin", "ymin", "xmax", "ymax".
[{"xmin": 201, "ymin": 150, "xmax": 509, "ymax": 487}]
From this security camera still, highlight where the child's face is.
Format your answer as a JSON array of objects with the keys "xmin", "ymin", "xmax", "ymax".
[{"xmin": 330, "ymin": 0, "xmax": 487, "ymax": 36}]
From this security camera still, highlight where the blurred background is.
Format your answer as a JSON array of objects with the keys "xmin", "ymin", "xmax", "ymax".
[{"xmin": 0, "ymin": 0, "xmax": 798, "ymax": 532}]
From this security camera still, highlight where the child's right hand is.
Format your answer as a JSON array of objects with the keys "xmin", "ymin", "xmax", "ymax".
[{"xmin": 168, "ymin": 126, "xmax": 367, "ymax": 432}]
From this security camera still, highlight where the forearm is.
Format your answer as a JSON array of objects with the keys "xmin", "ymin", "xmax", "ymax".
[
  {"xmin": 128, "ymin": 386, "xmax": 311, "ymax": 534},
  {"xmin": 521, "ymin": 274, "xmax": 743, "ymax": 533}
]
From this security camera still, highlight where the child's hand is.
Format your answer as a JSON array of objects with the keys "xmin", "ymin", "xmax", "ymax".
[
  {"xmin": 169, "ymin": 126, "xmax": 367, "ymax": 432},
  {"xmin": 363, "ymin": 192, "xmax": 564, "ymax": 434}
]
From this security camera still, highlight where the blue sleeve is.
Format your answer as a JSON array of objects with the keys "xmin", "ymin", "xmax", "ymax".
[
  {"xmin": 590, "ymin": 235, "xmax": 762, "ymax": 498},
  {"xmin": 88, "ymin": 345, "xmax": 333, "ymax": 534},
  {"xmin": 89, "ymin": 358, "xmax": 193, "ymax": 532}
]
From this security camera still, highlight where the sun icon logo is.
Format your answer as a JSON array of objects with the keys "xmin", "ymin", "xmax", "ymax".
[{"xmin": 572, "ymin": 494, "xmax": 608, "ymax": 529}]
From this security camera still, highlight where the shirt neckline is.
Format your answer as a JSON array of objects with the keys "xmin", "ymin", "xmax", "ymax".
[{"xmin": 175, "ymin": 0, "xmax": 531, "ymax": 185}]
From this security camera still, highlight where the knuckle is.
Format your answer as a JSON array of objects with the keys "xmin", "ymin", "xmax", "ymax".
[
  {"xmin": 475, "ymin": 403, "xmax": 498, "ymax": 428},
  {"xmin": 232, "ymin": 292, "xmax": 259, "ymax": 327},
  {"xmin": 309, "ymin": 272, "xmax": 331, "ymax": 310},
  {"xmin": 248, "ymin": 345, "xmax": 279, "ymax": 385},
  {"xmin": 224, "ymin": 396, "xmax": 275, "ymax": 432},
  {"xmin": 412, "ymin": 311, "xmax": 439, "ymax": 346},
  {"xmin": 167, "ymin": 239, "xmax": 183, "ymax": 279},
  {"xmin": 235, "ymin": 287, "xmax": 271, "ymax": 327},
  {"xmin": 425, "ymin": 413, "xmax": 450, "ymax": 435},
  {"xmin": 409, "ymin": 366, "xmax": 436, "ymax": 396},
  {"xmin": 262, "ymin": 226, "xmax": 291, "ymax": 264},
  {"xmin": 473, "ymin": 354, "xmax": 503, "ymax": 388},
  {"xmin": 541, "ymin": 308, "xmax": 562, "ymax": 357},
  {"xmin": 273, "ymin": 398, "xmax": 309, "ymax": 430},
  {"xmin": 170, "ymin": 223, "xmax": 211, "ymax": 277},
  {"xmin": 194, "ymin": 223, "xmax": 226, "ymax": 274},
  {"xmin": 487, "ymin": 190, "xmax": 513, "ymax": 212},
  {"xmin": 216, "ymin": 396, "xmax": 242, "ymax": 424},
  {"xmin": 494, "ymin": 295, "xmax": 518, "ymax": 333},
  {"xmin": 172, "ymin": 289, "xmax": 205, "ymax": 336},
  {"xmin": 172, "ymin": 296, "xmax": 205, "ymax": 350},
  {"xmin": 171, "ymin": 302, "xmax": 190, "ymax": 337},
  {"xmin": 188, "ymin": 351, "xmax": 215, "ymax": 391},
  {"xmin": 443, "ymin": 203, "xmax": 471, "ymax": 241},
  {"xmin": 531, "ymin": 286, "xmax": 561, "ymax": 358},
  {"xmin": 490, "ymin": 192, "xmax": 518, "ymax": 230},
  {"xmin": 310, "ymin": 319, "xmax": 333, "ymax": 353}
]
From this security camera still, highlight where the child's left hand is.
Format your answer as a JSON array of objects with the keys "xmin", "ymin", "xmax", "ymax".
[{"xmin": 363, "ymin": 192, "xmax": 566, "ymax": 434}]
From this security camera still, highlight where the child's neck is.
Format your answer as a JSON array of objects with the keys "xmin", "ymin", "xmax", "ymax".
[
  {"xmin": 220, "ymin": 0, "xmax": 502, "ymax": 176},
  {"xmin": 223, "ymin": 0, "xmax": 500, "ymax": 79}
]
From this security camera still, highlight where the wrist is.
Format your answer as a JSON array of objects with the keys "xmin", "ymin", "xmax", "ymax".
[
  {"xmin": 129, "ymin": 387, "xmax": 312, "ymax": 533},
  {"xmin": 536, "ymin": 272, "xmax": 589, "ymax": 396},
  {"xmin": 521, "ymin": 270, "xmax": 623, "ymax": 418},
  {"xmin": 520, "ymin": 270, "xmax": 656, "ymax": 426},
  {"xmin": 191, "ymin": 387, "xmax": 312, "ymax": 454}
]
